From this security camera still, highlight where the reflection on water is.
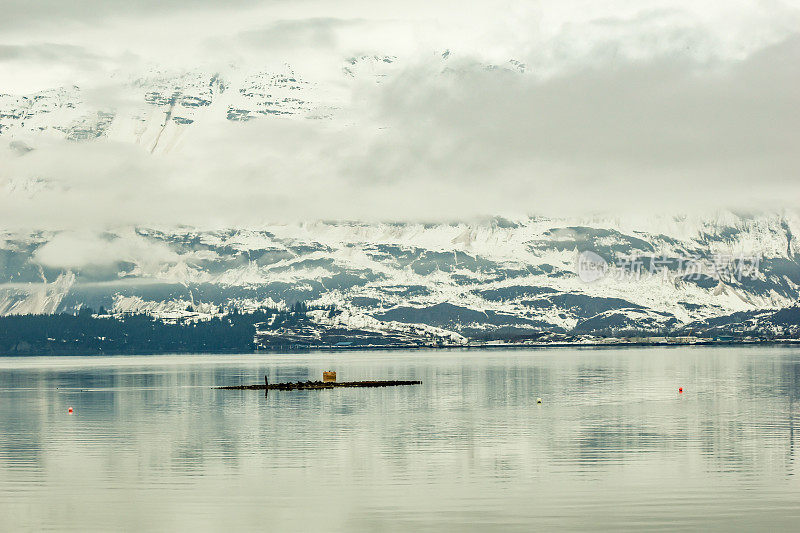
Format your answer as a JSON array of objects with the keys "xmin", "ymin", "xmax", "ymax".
[{"xmin": 1, "ymin": 347, "xmax": 800, "ymax": 531}]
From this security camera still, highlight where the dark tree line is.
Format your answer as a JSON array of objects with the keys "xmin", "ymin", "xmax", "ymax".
[{"xmin": 0, "ymin": 305, "xmax": 317, "ymax": 356}]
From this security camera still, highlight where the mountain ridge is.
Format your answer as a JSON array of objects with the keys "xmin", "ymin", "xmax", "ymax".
[{"xmin": 1, "ymin": 213, "xmax": 798, "ymax": 339}]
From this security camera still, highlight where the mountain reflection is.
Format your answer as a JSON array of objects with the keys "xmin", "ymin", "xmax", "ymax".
[{"xmin": 1, "ymin": 348, "xmax": 800, "ymax": 531}]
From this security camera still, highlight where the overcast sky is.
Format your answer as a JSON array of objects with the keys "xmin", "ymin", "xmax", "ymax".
[{"xmin": 1, "ymin": 0, "xmax": 799, "ymax": 228}]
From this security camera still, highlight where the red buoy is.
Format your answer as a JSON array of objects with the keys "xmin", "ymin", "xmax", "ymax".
[
  {"xmin": 678, "ymin": 387, "xmax": 683, "ymax": 393},
  {"xmin": 68, "ymin": 407, "xmax": 73, "ymax": 414}
]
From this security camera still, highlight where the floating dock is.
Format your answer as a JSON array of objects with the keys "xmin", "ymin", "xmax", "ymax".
[{"xmin": 216, "ymin": 377, "xmax": 421, "ymax": 391}]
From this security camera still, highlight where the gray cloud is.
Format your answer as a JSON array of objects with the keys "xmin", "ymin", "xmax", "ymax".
[
  {"xmin": 0, "ymin": 0, "xmax": 264, "ymax": 30},
  {"xmin": 3, "ymin": 36, "xmax": 798, "ymax": 227},
  {"xmin": 332, "ymin": 36, "xmax": 800, "ymax": 218},
  {"xmin": 1, "ymin": 1, "xmax": 799, "ymax": 227},
  {"xmin": 238, "ymin": 18, "xmax": 359, "ymax": 50},
  {"xmin": 0, "ymin": 43, "xmax": 93, "ymax": 62}
]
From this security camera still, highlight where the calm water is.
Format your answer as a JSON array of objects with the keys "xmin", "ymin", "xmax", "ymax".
[{"xmin": 2, "ymin": 347, "xmax": 800, "ymax": 531}]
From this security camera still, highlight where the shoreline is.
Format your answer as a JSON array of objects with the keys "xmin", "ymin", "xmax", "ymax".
[
  {"xmin": 3, "ymin": 338, "xmax": 800, "ymax": 357},
  {"xmin": 257, "ymin": 338, "xmax": 800, "ymax": 354}
]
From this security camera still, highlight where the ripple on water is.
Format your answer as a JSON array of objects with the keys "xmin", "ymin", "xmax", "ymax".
[{"xmin": 0, "ymin": 347, "xmax": 799, "ymax": 531}]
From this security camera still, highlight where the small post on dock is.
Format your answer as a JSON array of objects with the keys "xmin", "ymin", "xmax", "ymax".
[{"xmin": 264, "ymin": 375, "xmax": 269, "ymax": 397}]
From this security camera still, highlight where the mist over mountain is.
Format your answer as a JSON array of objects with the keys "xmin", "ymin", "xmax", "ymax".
[{"xmin": 3, "ymin": 0, "xmax": 800, "ymax": 225}]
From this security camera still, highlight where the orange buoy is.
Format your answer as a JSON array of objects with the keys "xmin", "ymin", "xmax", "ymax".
[
  {"xmin": 678, "ymin": 387, "xmax": 683, "ymax": 393},
  {"xmin": 68, "ymin": 407, "xmax": 73, "ymax": 414}
]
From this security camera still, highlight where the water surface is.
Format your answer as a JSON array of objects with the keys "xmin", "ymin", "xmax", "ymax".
[{"xmin": 2, "ymin": 347, "xmax": 800, "ymax": 531}]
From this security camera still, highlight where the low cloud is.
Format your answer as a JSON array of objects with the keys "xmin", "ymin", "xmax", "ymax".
[
  {"xmin": 1, "ymin": 0, "xmax": 799, "ymax": 227},
  {"xmin": 344, "ymin": 37, "xmax": 800, "ymax": 217},
  {"xmin": 238, "ymin": 18, "xmax": 356, "ymax": 50},
  {"xmin": 33, "ymin": 231, "xmax": 180, "ymax": 270}
]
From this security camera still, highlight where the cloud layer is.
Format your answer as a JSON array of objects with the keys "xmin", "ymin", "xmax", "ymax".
[{"xmin": 1, "ymin": 0, "xmax": 799, "ymax": 228}]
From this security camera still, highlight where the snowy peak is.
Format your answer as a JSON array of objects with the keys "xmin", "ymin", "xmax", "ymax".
[
  {"xmin": 1, "ymin": 52, "xmax": 534, "ymax": 153},
  {"xmin": 0, "ymin": 65, "xmax": 337, "ymax": 152}
]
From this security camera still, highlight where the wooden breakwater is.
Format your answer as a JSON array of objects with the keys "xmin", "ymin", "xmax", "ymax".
[{"xmin": 216, "ymin": 378, "xmax": 421, "ymax": 391}]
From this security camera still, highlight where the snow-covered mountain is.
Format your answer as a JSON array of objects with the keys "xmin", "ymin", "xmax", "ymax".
[
  {"xmin": 0, "ymin": 52, "xmax": 532, "ymax": 152},
  {"xmin": 0, "ymin": 65, "xmax": 338, "ymax": 153},
  {"xmin": 1, "ymin": 214, "xmax": 799, "ymax": 338},
  {"xmin": 2, "ymin": 55, "xmax": 799, "ymax": 339}
]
